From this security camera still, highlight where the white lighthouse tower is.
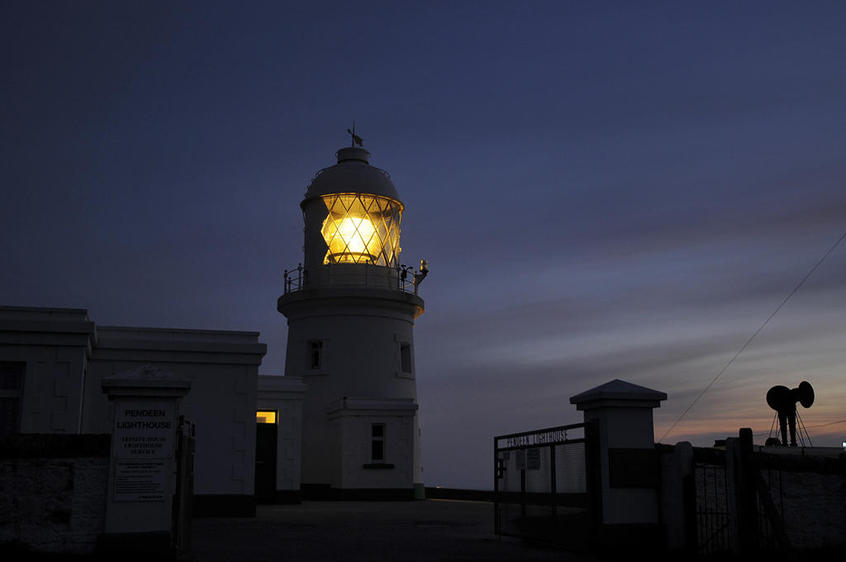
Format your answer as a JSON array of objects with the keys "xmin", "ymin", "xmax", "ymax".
[{"xmin": 278, "ymin": 139, "xmax": 427, "ymax": 499}]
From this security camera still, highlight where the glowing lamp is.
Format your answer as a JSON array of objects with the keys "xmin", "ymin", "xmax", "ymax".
[{"xmin": 320, "ymin": 192, "xmax": 402, "ymax": 266}]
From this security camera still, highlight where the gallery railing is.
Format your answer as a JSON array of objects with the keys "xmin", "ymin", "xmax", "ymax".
[{"xmin": 282, "ymin": 263, "xmax": 418, "ymax": 295}]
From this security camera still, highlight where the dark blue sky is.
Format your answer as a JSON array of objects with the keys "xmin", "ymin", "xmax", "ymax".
[{"xmin": 3, "ymin": 1, "xmax": 845, "ymax": 487}]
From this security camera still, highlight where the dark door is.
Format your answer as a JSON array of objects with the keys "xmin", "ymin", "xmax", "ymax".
[{"xmin": 255, "ymin": 422, "xmax": 277, "ymax": 503}]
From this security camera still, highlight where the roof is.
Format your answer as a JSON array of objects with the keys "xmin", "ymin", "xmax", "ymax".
[
  {"xmin": 303, "ymin": 147, "xmax": 400, "ymax": 201},
  {"xmin": 569, "ymin": 379, "xmax": 667, "ymax": 405}
]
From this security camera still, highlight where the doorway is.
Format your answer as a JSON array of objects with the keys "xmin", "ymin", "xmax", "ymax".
[{"xmin": 255, "ymin": 410, "xmax": 277, "ymax": 503}]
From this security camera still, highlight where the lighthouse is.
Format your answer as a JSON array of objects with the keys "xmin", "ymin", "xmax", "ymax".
[{"xmin": 278, "ymin": 140, "xmax": 427, "ymax": 499}]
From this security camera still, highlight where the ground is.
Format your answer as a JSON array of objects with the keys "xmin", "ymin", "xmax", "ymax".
[{"xmin": 192, "ymin": 499, "xmax": 595, "ymax": 562}]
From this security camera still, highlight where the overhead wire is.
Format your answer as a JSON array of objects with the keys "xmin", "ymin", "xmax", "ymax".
[
  {"xmin": 804, "ymin": 418, "xmax": 846, "ymax": 429},
  {"xmin": 659, "ymin": 228, "xmax": 846, "ymax": 443}
]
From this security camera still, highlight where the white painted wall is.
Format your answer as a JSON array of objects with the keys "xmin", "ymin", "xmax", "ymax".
[
  {"xmin": 570, "ymin": 380, "xmax": 666, "ymax": 526},
  {"xmin": 280, "ymin": 289, "xmax": 423, "ymax": 490},
  {"xmin": 257, "ymin": 375, "xmax": 306, "ymax": 493},
  {"xmin": 85, "ymin": 326, "xmax": 265, "ymax": 497},
  {"xmin": 584, "ymin": 406, "xmax": 660, "ymax": 524},
  {"xmin": 0, "ymin": 306, "xmax": 94, "ymax": 435},
  {"xmin": 1, "ymin": 310, "xmax": 268, "ymax": 503},
  {"xmin": 327, "ymin": 398, "xmax": 417, "ymax": 489}
]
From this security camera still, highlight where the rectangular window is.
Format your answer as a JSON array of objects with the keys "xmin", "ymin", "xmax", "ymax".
[
  {"xmin": 371, "ymin": 423, "xmax": 385, "ymax": 461},
  {"xmin": 0, "ymin": 362, "xmax": 24, "ymax": 437},
  {"xmin": 400, "ymin": 343, "xmax": 412, "ymax": 374},
  {"xmin": 308, "ymin": 340, "xmax": 323, "ymax": 370}
]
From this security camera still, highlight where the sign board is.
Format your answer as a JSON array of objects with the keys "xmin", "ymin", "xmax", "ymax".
[
  {"xmin": 114, "ymin": 460, "xmax": 168, "ymax": 501},
  {"xmin": 114, "ymin": 402, "xmax": 176, "ymax": 459},
  {"xmin": 608, "ymin": 448, "xmax": 659, "ymax": 488},
  {"xmin": 495, "ymin": 423, "xmax": 584, "ymax": 450},
  {"xmin": 111, "ymin": 401, "xmax": 176, "ymax": 502},
  {"xmin": 514, "ymin": 450, "xmax": 525, "ymax": 470}
]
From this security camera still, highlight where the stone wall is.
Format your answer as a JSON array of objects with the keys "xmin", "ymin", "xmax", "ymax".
[{"xmin": 0, "ymin": 434, "xmax": 109, "ymax": 554}]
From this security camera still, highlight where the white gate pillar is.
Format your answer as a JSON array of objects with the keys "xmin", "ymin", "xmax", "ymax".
[
  {"xmin": 100, "ymin": 365, "xmax": 191, "ymax": 554},
  {"xmin": 570, "ymin": 379, "xmax": 666, "ymax": 547}
]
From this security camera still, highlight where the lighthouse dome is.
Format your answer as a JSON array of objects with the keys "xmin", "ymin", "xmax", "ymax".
[{"xmin": 304, "ymin": 147, "xmax": 400, "ymax": 201}]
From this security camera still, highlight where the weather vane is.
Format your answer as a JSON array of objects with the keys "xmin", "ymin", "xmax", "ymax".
[{"xmin": 347, "ymin": 122, "xmax": 363, "ymax": 147}]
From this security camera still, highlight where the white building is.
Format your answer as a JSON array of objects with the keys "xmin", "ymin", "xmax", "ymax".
[
  {"xmin": 0, "ymin": 306, "xmax": 265, "ymax": 515},
  {"xmin": 0, "ymin": 142, "xmax": 428, "ymax": 511}
]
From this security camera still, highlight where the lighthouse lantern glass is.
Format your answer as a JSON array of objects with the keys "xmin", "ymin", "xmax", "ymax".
[{"xmin": 320, "ymin": 193, "xmax": 403, "ymax": 266}]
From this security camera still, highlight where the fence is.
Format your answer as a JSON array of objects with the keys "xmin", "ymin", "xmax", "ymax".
[{"xmin": 675, "ymin": 429, "xmax": 846, "ymax": 557}]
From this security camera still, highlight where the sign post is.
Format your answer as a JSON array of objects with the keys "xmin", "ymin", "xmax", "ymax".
[{"xmin": 101, "ymin": 365, "xmax": 191, "ymax": 555}]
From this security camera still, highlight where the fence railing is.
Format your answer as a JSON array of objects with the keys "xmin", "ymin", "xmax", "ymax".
[
  {"xmin": 683, "ymin": 429, "xmax": 846, "ymax": 557},
  {"xmin": 282, "ymin": 263, "xmax": 419, "ymax": 295}
]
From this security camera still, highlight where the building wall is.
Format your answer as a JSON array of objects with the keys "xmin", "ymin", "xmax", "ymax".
[
  {"xmin": 0, "ymin": 307, "xmax": 267, "ymax": 513},
  {"xmin": 327, "ymin": 399, "xmax": 417, "ymax": 492},
  {"xmin": 257, "ymin": 375, "xmax": 306, "ymax": 496},
  {"xmin": 84, "ymin": 326, "xmax": 265, "ymax": 499},
  {"xmin": 0, "ymin": 306, "xmax": 94, "ymax": 435}
]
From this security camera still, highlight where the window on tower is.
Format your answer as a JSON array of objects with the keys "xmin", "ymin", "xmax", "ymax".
[
  {"xmin": 371, "ymin": 423, "xmax": 385, "ymax": 461},
  {"xmin": 320, "ymin": 193, "xmax": 403, "ymax": 267},
  {"xmin": 308, "ymin": 340, "xmax": 323, "ymax": 370},
  {"xmin": 400, "ymin": 343, "xmax": 412, "ymax": 374}
]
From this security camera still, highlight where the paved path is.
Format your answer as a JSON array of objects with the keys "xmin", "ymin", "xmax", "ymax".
[{"xmin": 192, "ymin": 500, "xmax": 597, "ymax": 561}]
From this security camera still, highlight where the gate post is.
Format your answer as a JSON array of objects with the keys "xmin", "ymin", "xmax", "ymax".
[
  {"xmin": 99, "ymin": 365, "xmax": 191, "ymax": 556},
  {"xmin": 727, "ymin": 427, "xmax": 757, "ymax": 556},
  {"xmin": 570, "ymin": 379, "xmax": 667, "ymax": 553}
]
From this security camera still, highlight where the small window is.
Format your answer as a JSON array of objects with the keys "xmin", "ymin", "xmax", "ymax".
[
  {"xmin": 308, "ymin": 340, "xmax": 323, "ymax": 370},
  {"xmin": 400, "ymin": 343, "xmax": 412, "ymax": 374},
  {"xmin": 371, "ymin": 423, "xmax": 385, "ymax": 461},
  {"xmin": 0, "ymin": 362, "xmax": 24, "ymax": 437}
]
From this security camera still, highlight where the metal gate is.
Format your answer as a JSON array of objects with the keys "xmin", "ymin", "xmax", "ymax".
[
  {"xmin": 692, "ymin": 448, "xmax": 731, "ymax": 557},
  {"xmin": 494, "ymin": 423, "xmax": 589, "ymax": 546}
]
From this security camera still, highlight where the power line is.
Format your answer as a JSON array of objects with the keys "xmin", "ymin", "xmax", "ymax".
[
  {"xmin": 660, "ymin": 228, "xmax": 846, "ymax": 442},
  {"xmin": 751, "ymin": 418, "xmax": 846, "ymax": 437},
  {"xmin": 804, "ymin": 419, "xmax": 846, "ymax": 430}
]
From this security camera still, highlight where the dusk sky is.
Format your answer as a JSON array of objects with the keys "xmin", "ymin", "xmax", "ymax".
[{"xmin": 2, "ymin": 1, "xmax": 845, "ymax": 488}]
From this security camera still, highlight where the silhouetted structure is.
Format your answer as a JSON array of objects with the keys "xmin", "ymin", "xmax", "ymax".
[{"xmin": 766, "ymin": 381, "xmax": 814, "ymax": 447}]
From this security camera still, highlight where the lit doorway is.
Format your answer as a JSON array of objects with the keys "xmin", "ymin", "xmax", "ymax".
[{"xmin": 255, "ymin": 410, "xmax": 277, "ymax": 503}]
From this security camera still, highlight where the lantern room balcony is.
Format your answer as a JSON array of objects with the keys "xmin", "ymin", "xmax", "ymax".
[{"xmin": 282, "ymin": 262, "xmax": 423, "ymax": 295}]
